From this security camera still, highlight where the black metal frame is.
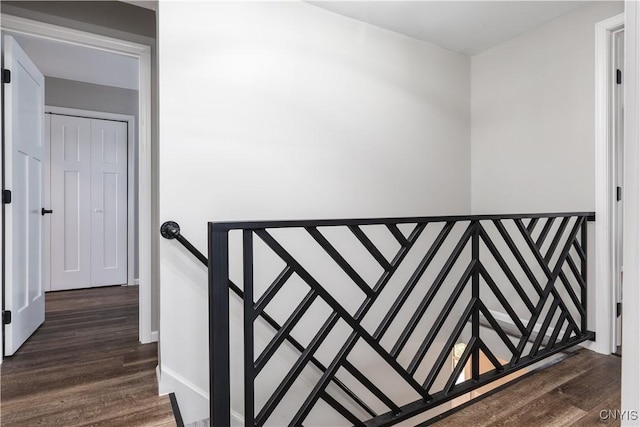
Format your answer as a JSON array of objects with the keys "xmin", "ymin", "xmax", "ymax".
[
  {"xmin": 163, "ymin": 211, "xmax": 595, "ymax": 426},
  {"xmin": 162, "ymin": 222, "xmax": 378, "ymax": 422}
]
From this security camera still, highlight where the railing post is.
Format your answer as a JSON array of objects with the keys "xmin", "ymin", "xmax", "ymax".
[
  {"xmin": 581, "ymin": 217, "xmax": 588, "ymax": 333},
  {"xmin": 471, "ymin": 220, "xmax": 480, "ymax": 381},
  {"xmin": 243, "ymin": 230, "xmax": 255, "ymax": 425},
  {"xmin": 209, "ymin": 223, "xmax": 230, "ymax": 426}
]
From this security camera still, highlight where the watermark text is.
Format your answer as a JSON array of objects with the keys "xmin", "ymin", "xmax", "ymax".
[{"xmin": 600, "ymin": 410, "xmax": 639, "ymax": 421}]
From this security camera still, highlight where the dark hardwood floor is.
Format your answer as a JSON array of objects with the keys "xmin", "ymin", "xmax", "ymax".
[
  {"xmin": 431, "ymin": 348, "xmax": 622, "ymax": 427},
  {"xmin": 3, "ymin": 286, "xmax": 620, "ymax": 426},
  {"xmin": 1, "ymin": 286, "xmax": 176, "ymax": 426}
]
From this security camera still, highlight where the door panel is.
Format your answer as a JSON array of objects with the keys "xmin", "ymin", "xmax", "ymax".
[
  {"xmin": 50, "ymin": 115, "xmax": 91, "ymax": 290},
  {"xmin": 90, "ymin": 119, "xmax": 127, "ymax": 286},
  {"xmin": 28, "ymin": 156, "xmax": 43, "ymax": 303},
  {"xmin": 4, "ymin": 35, "xmax": 45, "ymax": 355}
]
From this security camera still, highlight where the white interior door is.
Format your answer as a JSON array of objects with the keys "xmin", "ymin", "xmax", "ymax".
[
  {"xmin": 3, "ymin": 35, "xmax": 45, "ymax": 356},
  {"xmin": 50, "ymin": 115, "xmax": 91, "ymax": 291},
  {"xmin": 90, "ymin": 119, "xmax": 128, "ymax": 286},
  {"xmin": 49, "ymin": 116, "xmax": 127, "ymax": 289}
]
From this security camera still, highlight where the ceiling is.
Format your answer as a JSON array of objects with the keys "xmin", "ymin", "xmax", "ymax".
[
  {"xmin": 308, "ymin": 1, "xmax": 592, "ymax": 55},
  {"xmin": 8, "ymin": 33, "xmax": 139, "ymax": 90},
  {"xmin": 4, "ymin": 1, "xmax": 602, "ymax": 87}
]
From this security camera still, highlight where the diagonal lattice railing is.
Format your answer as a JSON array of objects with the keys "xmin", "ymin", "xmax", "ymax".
[{"xmin": 208, "ymin": 213, "xmax": 595, "ymax": 426}]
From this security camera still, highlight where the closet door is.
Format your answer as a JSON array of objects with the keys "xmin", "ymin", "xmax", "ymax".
[
  {"xmin": 90, "ymin": 119, "xmax": 128, "ymax": 286},
  {"xmin": 50, "ymin": 115, "xmax": 92, "ymax": 290}
]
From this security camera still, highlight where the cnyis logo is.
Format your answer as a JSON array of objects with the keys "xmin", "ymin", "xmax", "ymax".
[{"xmin": 599, "ymin": 410, "xmax": 639, "ymax": 421}]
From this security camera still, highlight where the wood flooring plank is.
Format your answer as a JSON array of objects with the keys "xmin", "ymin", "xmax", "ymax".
[
  {"xmin": 569, "ymin": 393, "xmax": 622, "ymax": 427},
  {"xmin": 2, "ymin": 373, "xmax": 159, "ymax": 425},
  {"xmin": 433, "ymin": 352, "xmax": 592, "ymax": 427},
  {"xmin": 0, "ymin": 286, "xmax": 176, "ymax": 427},
  {"xmin": 556, "ymin": 356, "xmax": 621, "ymax": 411},
  {"xmin": 432, "ymin": 349, "xmax": 621, "ymax": 427},
  {"xmin": 489, "ymin": 391, "xmax": 587, "ymax": 427}
]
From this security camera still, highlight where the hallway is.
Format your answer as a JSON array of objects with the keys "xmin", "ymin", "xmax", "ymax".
[{"xmin": 0, "ymin": 286, "xmax": 176, "ymax": 426}]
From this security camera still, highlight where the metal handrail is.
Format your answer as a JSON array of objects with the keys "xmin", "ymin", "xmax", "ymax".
[
  {"xmin": 161, "ymin": 221, "xmax": 207, "ymax": 265},
  {"xmin": 211, "ymin": 211, "xmax": 596, "ymax": 231}
]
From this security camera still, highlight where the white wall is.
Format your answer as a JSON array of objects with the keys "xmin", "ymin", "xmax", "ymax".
[
  {"xmin": 158, "ymin": 1, "xmax": 470, "ymax": 423},
  {"xmin": 470, "ymin": 1, "xmax": 623, "ymax": 356},
  {"xmin": 471, "ymin": 1, "xmax": 624, "ymax": 214}
]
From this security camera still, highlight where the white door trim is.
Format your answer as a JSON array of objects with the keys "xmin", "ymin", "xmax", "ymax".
[
  {"xmin": 594, "ymin": 13, "xmax": 624, "ymax": 355},
  {"xmin": 46, "ymin": 107, "xmax": 136, "ymax": 124},
  {"xmin": 623, "ymin": 1, "xmax": 640, "ymax": 420},
  {"xmin": 44, "ymin": 106, "xmax": 136, "ymax": 290},
  {"xmin": 1, "ymin": 14, "xmax": 155, "ymax": 344}
]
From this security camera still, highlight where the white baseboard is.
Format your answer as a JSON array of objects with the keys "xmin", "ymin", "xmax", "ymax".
[
  {"xmin": 157, "ymin": 365, "xmax": 244, "ymax": 425},
  {"xmin": 158, "ymin": 365, "xmax": 209, "ymax": 424},
  {"xmin": 150, "ymin": 330, "xmax": 159, "ymax": 342}
]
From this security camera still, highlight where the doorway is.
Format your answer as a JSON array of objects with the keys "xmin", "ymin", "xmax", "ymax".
[
  {"xmin": 1, "ymin": 14, "xmax": 154, "ymax": 356},
  {"xmin": 44, "ymin": 108, "xmax": 135, "ymax": 292},
  {"xmin": 594, "ymin": 13, "xmax": 624, "ymax": 356}
]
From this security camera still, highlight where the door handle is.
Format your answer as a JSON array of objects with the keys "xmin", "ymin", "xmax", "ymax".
[{"xmin": 41, "ymin": 208, "xmax": 53, "ymax": 216}]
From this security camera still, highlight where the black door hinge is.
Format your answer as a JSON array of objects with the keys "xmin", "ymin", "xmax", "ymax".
[
  {"xmin": 2, "ymin": 190, "xmax": 11, "ymax": 204},
  {"xmin": 617, "ymin": 302, "xmax": 622, "ymax": 318},
  {"xmin": 1, "ymin": 69, "xmax": 10, "ymax": 84},
  {"xmin": 617, "ymin": 186, "xmax": 622, "ymax": 201},
  {"xmin": 617, "ymin": 69, "xmax": 622, "ymax": 85},
  {"xmin": 2, "ymin": 310, "xmax": 11, "ymax": 325}
]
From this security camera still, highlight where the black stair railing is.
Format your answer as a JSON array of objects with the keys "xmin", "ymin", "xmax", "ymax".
[
  {"xmin": 163, "ymin": 212, "xmax": 595, "ymax": 426},
  {"xmin": 160, "ymin": 221, "xmax": 377, "ymax": 419}
]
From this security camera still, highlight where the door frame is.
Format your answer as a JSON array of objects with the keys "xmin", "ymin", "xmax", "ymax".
[
  {"xmin": 44, "ymin": 107, "xmax": 136, "ymax": 292},
  {"xmin": 594, "ymin": 13, "xmax": 624, "ymax": 355},
  {"xmin": 0, "ymin": 14, "xmax": 155, "ymax": 344},
  {"xmin": 623, "ymin": 0, "xmax": 640, "ymax": 417}
]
